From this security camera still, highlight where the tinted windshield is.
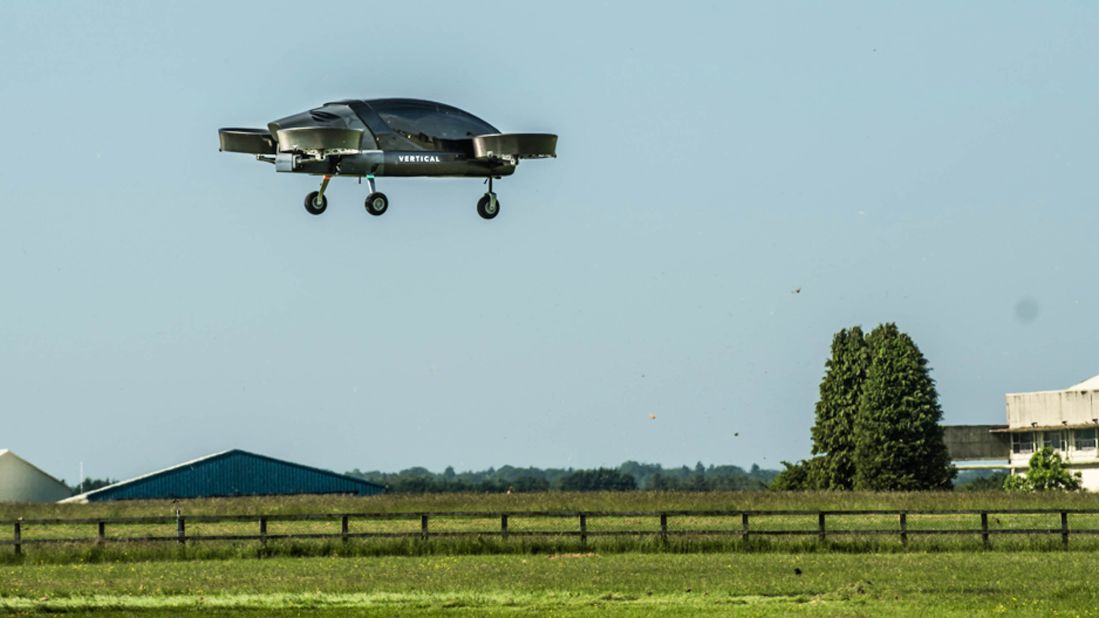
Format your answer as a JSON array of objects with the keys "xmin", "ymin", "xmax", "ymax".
[{"xmin": 372, "ymin": 100, "xmax": 497, "ymax": 148}]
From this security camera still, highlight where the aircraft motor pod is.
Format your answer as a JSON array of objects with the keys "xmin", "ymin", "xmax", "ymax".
[
  {"xmin": 275, "ymin": 127, "xmax": 363, "ymax": 158},
  {"xmin": 471, "ymin": 133, "xmax": 557, "ymax": 159},
  {"xmin": 217, "ymin": 97, "xmax": 557, "ymax": 219},
  {"xmin": 218, "ymin": 128, "xmax": 276, "ymax": 155}
]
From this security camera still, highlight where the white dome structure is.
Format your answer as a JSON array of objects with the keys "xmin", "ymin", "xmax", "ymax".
[
  {"xmin": 1067, "ymin": 373, "xmax": 1099, "ymax": 392},
  {"xmin": 0, "ymin": 450, "xmax": 71, "ymax": 503}
]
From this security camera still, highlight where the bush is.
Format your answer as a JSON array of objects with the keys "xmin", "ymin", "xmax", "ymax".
[
  {"xmin": 1003, "ymin": 448, "xmax": 1081, "ymax": 492},
  {"xmin": 770, "ymin": 458, "xmax": 828, "ymax": 490}
]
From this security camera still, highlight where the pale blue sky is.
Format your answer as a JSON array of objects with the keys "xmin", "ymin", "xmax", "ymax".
[{"xmin": 1, "ymin": 2, "xmax": 1097, "ymax": 482}]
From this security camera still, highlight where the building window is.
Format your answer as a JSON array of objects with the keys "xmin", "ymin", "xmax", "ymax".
[
  {"xmin": 1075, "ymin": 428, "xmax": 1098, "ymax": 451},
  {"xmin": 1012, "ymin": 432, "xmax": 1035, "ymax": 454},
  {"xmin": 1043, "ymin": 431, "xmax": 1066, "ymax": 451}
]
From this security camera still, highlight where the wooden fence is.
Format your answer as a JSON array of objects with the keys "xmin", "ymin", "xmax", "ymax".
[{"xmin": 4, "ymin": 509, "xmax": 1097, "ymax": 555}]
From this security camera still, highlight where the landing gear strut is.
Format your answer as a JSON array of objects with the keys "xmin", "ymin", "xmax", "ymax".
[
  {"xmin": 477, "ymin": 177, "xmax": 500, "ymax": 220},
  {"xmin": 304, "ymin": 175, "xmax": 331, "ymax": 215},
  {"xmin": 363, "ymin": 175, "xmax": 388, "ymax": 216}
]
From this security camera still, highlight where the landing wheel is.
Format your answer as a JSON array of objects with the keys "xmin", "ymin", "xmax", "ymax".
[
  {"xmin": 364, "ymin": 192, "xmax": 389, "ymax": 216},
  {"xmin": 304, "ymin": 191, "xmax": 327, "ymax": 215},
  {"xmin": 477, "ymin": 193, "xmax": 500, "ymax": 220}
]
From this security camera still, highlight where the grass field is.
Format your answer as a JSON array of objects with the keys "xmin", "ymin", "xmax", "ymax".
[
  {"xmin": 14, "ymin": 489, "xmax": 1099, "ymax": 521},
  {"xmin": 2, "ymin": 492, "xmax": 1096, "ymax": 615},
  {"xmin": 0, "ymin": 552, "xmax": 1094, "ymax": 616},
  {"xmin": 6, "ymin": 491, "xmax": 1099, "ymax": 564}
]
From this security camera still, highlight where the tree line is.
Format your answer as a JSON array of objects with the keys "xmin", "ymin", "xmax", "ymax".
[
  {"xmin": 345, "ymin": 461, "xmax": 778, "ymax": 493},
  {"xmin": 65, "ymin": 477, "xmax": 117, "ymax": 495}
]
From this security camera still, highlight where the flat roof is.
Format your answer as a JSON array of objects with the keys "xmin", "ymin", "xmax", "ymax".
[{"xmin": 992, "ymin": 423, "xmax": 1099, "ymax": 433}]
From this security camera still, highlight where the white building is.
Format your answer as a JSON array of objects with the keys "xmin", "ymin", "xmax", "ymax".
[
  {"xmin": 0, "ymin": 450, "xmax": 72, "ymax": 503},
  {"xmin": 1003, "ymin": 374, "xmax": 1099, "ymax": 489}
]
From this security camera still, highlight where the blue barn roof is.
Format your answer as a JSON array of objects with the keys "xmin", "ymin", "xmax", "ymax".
[{"xmin": 70, "ymin": 449, "xmax": 384, "ymax": 502}]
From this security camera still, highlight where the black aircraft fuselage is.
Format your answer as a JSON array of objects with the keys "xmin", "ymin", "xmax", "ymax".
[
  {"xmin": 219, "ymin": 98, "xmax": 556, "ymax": 219},
  {"xmin": 269, "ymin": 99, "xmax": 517, "ymax": 178}
]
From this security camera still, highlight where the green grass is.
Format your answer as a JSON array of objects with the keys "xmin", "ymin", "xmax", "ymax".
[
  {"xmin": 11, "ymin": 489, "xmax": 1099, "ymax": 521},
  {"xmin": 3, "ymin": 494, "xmax": 1095, "ymax": 615},
  {"xmin": 6, "ymin": 491, "xmax": 1099, "ymax": 563},
  {"xmin": 0, "ymin": 552, "xmax": 1095, "ymax": 616}
]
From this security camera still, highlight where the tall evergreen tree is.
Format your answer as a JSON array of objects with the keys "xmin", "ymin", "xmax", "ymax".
[
  {"xmin": 853, "ymin": 323, "xmax": 955, "ymax": 490},
  {"xmin": 809, "ymin": 326, "xmax": 870, "ymax": 489}
]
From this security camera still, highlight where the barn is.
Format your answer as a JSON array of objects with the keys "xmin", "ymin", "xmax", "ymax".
[
  {"xmin": 63, "ymin": 449, "xmax": 383, "ymax": 502},
  {"xmin": 0, "ymin": 450, "xmax": 72, "ymax": 503}
]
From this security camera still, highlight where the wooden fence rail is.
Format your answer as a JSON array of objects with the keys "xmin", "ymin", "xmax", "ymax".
[{"xmin": 4, "ymin": 509, "xmax": 1099, "ymax": 555}]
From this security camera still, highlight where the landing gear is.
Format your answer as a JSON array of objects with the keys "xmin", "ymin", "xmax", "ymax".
[
  {"xmin": 365, "ymin": 193, "xmax": 389, "ymax": 215},
  {"xmin": 304, "ymin": 175, "xmax": 331, "ymax": 215},
  {"xmin": 299, "ymin": 174, "xmax": 509, "ymax": 219},
  {"xmin": 477, "ymin": 177, "xmax": 500, "ymax": 220},
  {"xmin": 362, "ymin": 176, "xmax": 388, "ymax": 216},
  {"xmin": 477, "ymin": 193, "xmax": 500, "ymax": 220},
  {"xmin": 304, "ymin": 191, "xmax": 327, "ymax": 215}
]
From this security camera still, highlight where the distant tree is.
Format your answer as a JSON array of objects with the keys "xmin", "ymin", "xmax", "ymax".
[
  {"xmin": 478, "ymin": 479, "xmax": 511, "ymax": 492},
  {"xmin": 558, "ymin": 468, "xmax": 637, "ymax": 491},
  {"xmin": 347, "ymin": 462, "xmax": 779, "ymax": 493},
  {"xmin": 67, "ymin": 477, "xmax": 115, "ymax": 494},
  {"xmin": 710, "ymin": 464, "xmax": 770, "ymax": 490},
  {"xmin": 810, "ymin": 326, "xmax": 870, "ymax": 489},
  {"xmin": 770, "ymin": 458, "xmax": 825, "ymax": 490},
  {"xmin": 1003, "ymin": 448, "xmax": 1081, "ymax": 492},
  {"xmin": 681, "ymin": 473, "xmax": 707, "ymax": 492},
  {"xmin": 392, "ymin": 476, "xmax": 437, "ymax": 493},
  {"xmin": 618, "ymin": 461, "xmax": 664, "ymax": 489},
  {"xmin": 853, "ymin": 324, "xmax": 955, "ymax": 490},
  {"xmin": 649, "ymin": 472, "xmax": 673, "ymax": 490},
  {"xmin": 510, "ymin": 476, "xmax": 550, "ymax": 492}
]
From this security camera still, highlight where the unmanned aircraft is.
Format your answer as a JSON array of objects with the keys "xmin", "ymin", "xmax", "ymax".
[{"xmin": 218, "ymin": 99, "xmax": 557, "ymax": 219}]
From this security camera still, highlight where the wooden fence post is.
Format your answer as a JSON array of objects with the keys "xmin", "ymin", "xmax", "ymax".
[
  {"xmin": 421, "ymin": 514, "xmax": 429, "ymax": 541},
  {"xmin": 579, "ymin": 513, "xmax": 587, "ymax": 546},
  {"xmin": 818, "ymin": 512, "xmax": 826, "ymax": 542},
  {"xmin": 177, "ymin": 516, "xmax": 186, "ymax": 545},
  {"xmin": 899, "ymin": 512, "xmax": 907, "ymax": 547},
  {"xmin": 259, "ymin": 517, "xmax": 267, "ymax": 544},
  {"xmin": 13, "ymin": 520, "xmax": 21, "ymax": 556},
  {"xmin": 97, "ymin": 521, "xmax": 106, "ymax": 545},
  {"xmin": 980, "ymin": 512, "xmax": 989, "ymax": 549},
  {"xmin": 341, "ymin": 516, "xmax": 349, "ymax": 544},
  {"xmin": 660, "ymin": 513, "xmax": 668, "ymax": 547},
  {"xmin": 501, "ymin": 514, "xmax": 509, "ymax": 541},
  {"xmin": 741, "ymin": 512, "xmax": 750, "ymax": 543},
  {"xmin": 1061, "ymin": 511, "xmax": 1069, "ymax": 549}
]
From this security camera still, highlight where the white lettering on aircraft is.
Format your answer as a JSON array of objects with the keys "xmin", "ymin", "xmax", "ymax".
[{"xmin": 397, "ymin": 155, "xmax": 441, "ymax": 163}]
